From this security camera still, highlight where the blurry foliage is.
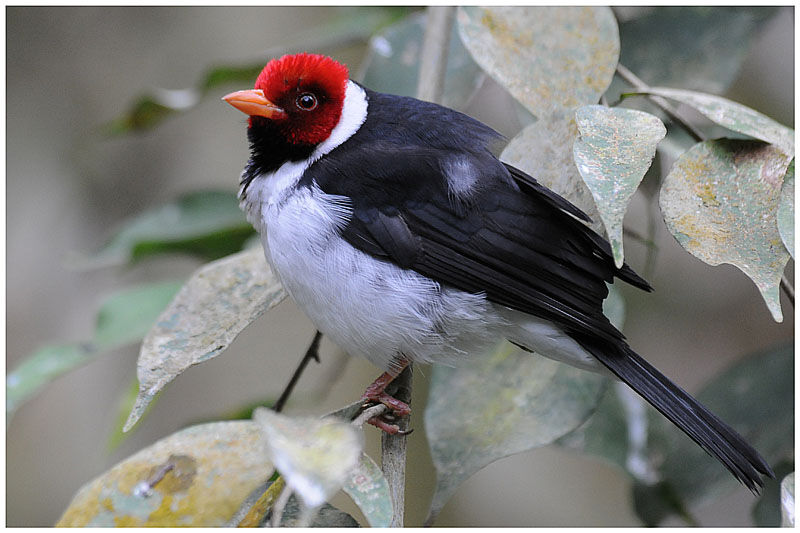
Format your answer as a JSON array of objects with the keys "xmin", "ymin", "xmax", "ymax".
[{"xmin": 11, "ymin": 6, "xmax": 793, "ymax": 527}]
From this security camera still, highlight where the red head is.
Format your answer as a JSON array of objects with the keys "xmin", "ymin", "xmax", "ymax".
[{"xmin": 223, "ymin": 53, "xmax": 349, "ymax": 146}]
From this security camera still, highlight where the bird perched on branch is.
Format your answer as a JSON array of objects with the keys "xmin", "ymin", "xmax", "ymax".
[{"xmin": 223, "ymin": 52, "xmax": 773, "ymax": 491}]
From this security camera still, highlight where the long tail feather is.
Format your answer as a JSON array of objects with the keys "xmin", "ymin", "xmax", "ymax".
[{"xmin": 585, "ymin": 343, "xmax": 774, "ymax": 492}]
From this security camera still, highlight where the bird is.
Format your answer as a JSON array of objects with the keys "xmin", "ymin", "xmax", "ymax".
[{"xmin": 222, "ymin": 52, "xmax": 773, "ymax": 491}]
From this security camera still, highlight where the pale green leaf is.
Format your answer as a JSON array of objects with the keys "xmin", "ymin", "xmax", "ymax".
[
  {"xmin": 7, "ymin": 281, "xmax": 181, "ymax": 420},
  {"xmin": 57, "ymin": 421, "xmax": 271, "ymax": 527},
  {"xmin": 360, "ymin": 10, "xmax": 483, "ymax": 109},
  {"xmin": 342, "ymin": 453, "xmax": 393, "ymax": 527},
  {"xmin": 79, "ymin": 190, "xmax": 253, "ymax": 268},
  {"xmin": 659, "ymin": 139, "xmax": 792, "ymax": 321},
  {"xmin": 124, "ymin": 248, "xmax": 287, "ymax": 431},
  {"xmin": 253, "ymin": 408, "xmax": 363, "ymax": 509},
  {"xmin": 777, "ymin": 160, "xmax": 794, "ymax": 259},
  {"xmin": 457, "ymin": 6, "xmax": 619, "ymax": 117},
  {"xmin": 502, "ymin": 113, "xmax": 604, "ymax": 233},
  {"xmin": 424, "ymin": 342, "xmax": 606, "ymax": 521},
  {"xmin": 574, "ymin": 106, "xmax": 666, "ymax": 266},
  {"xmin": 781, "ymin": 473, "xmax": 795, "ymax": 527},
  {"xmin": 635, "ymin": 87, "xmax": 795, "ymax": 157}
]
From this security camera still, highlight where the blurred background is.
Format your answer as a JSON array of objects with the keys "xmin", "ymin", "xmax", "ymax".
[{"xmin": 6, "ymin": 6, "xmax": 794, "ymax": 527}]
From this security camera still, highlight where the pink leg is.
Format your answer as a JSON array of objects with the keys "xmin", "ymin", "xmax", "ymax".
[{"xmin": 360, "ymin": 360, "xmax": 411, "ymax": 433}]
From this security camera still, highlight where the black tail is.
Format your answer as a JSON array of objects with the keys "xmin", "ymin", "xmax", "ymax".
[{"xmin": 585, "ymin": 343, "xmax": 774, "ymax": 492}]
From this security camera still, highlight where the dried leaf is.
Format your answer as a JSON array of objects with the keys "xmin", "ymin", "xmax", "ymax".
[
  {"xmin": 124, "ymin": 248, "xmax": 286, "ymax": 431},
  {"xmin": 457, "ymin": 6, "xmax": 619, "ymax": 117},
  {"xmin": 635, "ymin": 87, "xmax": 795, "ymax": 157},
  {"xmin": 502, "ymin": 113, "xmax": 604, "ymax": 233},
  {"xmin": 342, "ymin": 453, "xmax": 393, "ymax": 527},
  {"xmin": 574, "ymin": 105, "xmax": 666, "ymax": 266},
  {"xmin": 424, "ymin": 342, "xmax": 606, "ymax": 521},
  {"xmin": 660, "ymin": 139, "xmax": 791, "ymax": 321},
  {"xmin": 777, "ymin": 160, "xmax": 794, "ymax": 259},
  {"xmin": 782, "ymin": 473, "xmax": 795, "ymax": 527},
  {"xmin": 253, "ymin": 408, "xmax": 363, "ymax": 509},
  {"xmin": 57, "ymin": 421, "xmax": 271, "ymax": 527}
]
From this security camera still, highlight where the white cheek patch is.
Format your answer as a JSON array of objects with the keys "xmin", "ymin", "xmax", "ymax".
[{"xmin": 443, "ymin": 155, "xmax": 480, "ymax": 201}]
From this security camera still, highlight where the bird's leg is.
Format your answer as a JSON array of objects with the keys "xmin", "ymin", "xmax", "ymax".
[{"xmin": 360, "ymin": 360, "xmax": 411, "ymax": 434}]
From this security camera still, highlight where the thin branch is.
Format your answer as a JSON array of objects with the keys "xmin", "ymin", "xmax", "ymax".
[
  {"xmin": 615, "ymin": 63, "xmax": 705, "ymax": 143},
  {"xmin": 273, "ymin": 330, "xmax": 322, "ymax": 413},
  {"xmin": 381, "ymin": 365, "xmax": 413, "ymax": 528},
  {"xmin": 416, "ymin": 6, "xmax": 456, "ymax": 104}
]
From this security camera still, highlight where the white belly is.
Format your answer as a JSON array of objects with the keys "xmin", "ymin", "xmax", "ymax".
[{"xmin": 257, "ymin": 183, "xmax": 502, "ymax": 371}]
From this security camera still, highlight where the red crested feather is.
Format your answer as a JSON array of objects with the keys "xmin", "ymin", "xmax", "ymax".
[{"xmin": 252, "ymin": 53, "xmax": 349, "ymax": 145}]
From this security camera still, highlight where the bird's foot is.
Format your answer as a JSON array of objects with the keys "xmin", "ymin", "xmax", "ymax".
[{"xmin": 360, "ymin": 363, "xmax": 411, "ymax": 435}]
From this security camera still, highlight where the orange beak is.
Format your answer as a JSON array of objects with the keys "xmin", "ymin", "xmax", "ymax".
[{"xmin": 222, "ymin": 89, "xmax": 287, "ymax": 120}]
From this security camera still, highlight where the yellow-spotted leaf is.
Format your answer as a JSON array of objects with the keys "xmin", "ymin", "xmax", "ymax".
[
  {"xmin": 457, "ymin": 6, "xmax": 619, "ymax": 117},
  {"xmin": 124, "ymin": 248, "xmax": 286, "ymax": 431},
  {"xmin": 574, "ymin": 105, "xmax": 666, "ymax": 266},
  {"xmin": 253, "ymin": 408, "xmax": 363, "ymax": 510},
  {"xmin": 57, "ymin": 421, "xmax": 271, "ymax": 527},
  {"xmin": 635, "ymin": 87, "xmax": 795, "ymax": 157},
  {"xmin": 660, "ymin": 139, "xmax": 792, "ymax": 322}
]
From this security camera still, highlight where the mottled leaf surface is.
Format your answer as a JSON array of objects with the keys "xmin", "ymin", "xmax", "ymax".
[
  {"xmin": 636, "ymin": 87, "xmax": 795, "ymax": 157},
  {"xmin": 360, "ymin": 10, "xmax": 483, "ymax": 109},
  {"xmin": 458, "ymin": 6, "xmax": 619, "ymax": 117},
  {"xmin": 7, "ymin": 281, "xmax": 181, "ymax": 420},
  {"xmin": 57, "ymin": 421, "xmax": 271, "ymax": 527},
  {"xmin": 124, "ymin": 248, "xmax": 286, "ymax": 431},
  {"xmin": 659, "ymin": 139, "xmax": 792, "ymax": 321},
  {"xmin": 342, "ymin": 453, "xmax": 393, "ymax": 527},
  {"xmin": 82, "ymin": 190, "xmax": 254, "ymax": 268},
  {"xmin": 253, "ymin": 408, "xmax": 363, "ymax": 509},
  {"xmin": 777, "ymin": 160, "xmax": 794, "ymax": 259},
  {"xmin": 574, "ymin": 105, "xmax": 666, "ymax": 266},
  {"xmin": 424, "ymin": 342, "xmax": 606, "ymax": 521},
  {"xmin": 782, "ymin": 473, "xmax": 795, "ymax": 527},
  {"xmin": 502, "ymin": 113, "xmax": 604, "ymax": 233}
]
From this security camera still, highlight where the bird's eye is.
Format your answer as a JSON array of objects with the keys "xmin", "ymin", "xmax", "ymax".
[{"xmin": 296, "ymin": 93, "xmax": 318, "ymax": 111}]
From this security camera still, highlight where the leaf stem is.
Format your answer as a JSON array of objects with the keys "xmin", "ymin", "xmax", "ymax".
[
  {"xmin": 615, "ymin": 63, "xmax": 705, "ymax": 143},
  {"xmin": 273, "ymin": 330, "xmax": 322, "ymax": 413}
]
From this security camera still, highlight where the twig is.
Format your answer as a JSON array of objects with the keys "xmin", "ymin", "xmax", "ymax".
[
  {"xmin": 381, "ymin": 365, "xmax": 413, "ymax": 528},
  {"xmin": 416, "ymin": 6, "xmax": 456, "ymax": 103},
  {"xmin": 273, "ymin": 330, "xmax": 322, "ymax": 413},
  {"xmin": 615, "ymin": 63, "xmax": 705, "ymax": 143},
  {"xmin": 352, "ymin": 403, "xmax": 389, "ymax": 428}
]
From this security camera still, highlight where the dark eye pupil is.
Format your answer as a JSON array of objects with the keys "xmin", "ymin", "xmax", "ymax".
[{"xmin": 297, "ymin": 93, "xmax": 317, "ymax": 110}]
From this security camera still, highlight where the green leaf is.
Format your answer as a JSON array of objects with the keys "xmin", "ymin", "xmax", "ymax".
[
  {"xmin": 57, "ymin": 421, "xmax": 272, "ymax": 527},
  {"xmin": 360, "ymin": 11, "xmax": 483, "ymax": 109},
  {"xmin": 617, "ymin": 7, "xmax": 779, "ymax": 94},
  {"xmin": 782, "ymin": 472, "xmax": 795, "ymax": 527},
  {"xmin": 659, "ymin": 139, "xmax": 792, "ymax": 321},
  {"xmin": 751, "ymin": 460, "xmax": 794, "ymax": 527},
  {"xmin": 777, "ymin": 160, "xmax": 795, "ymax": 259},
  {"xmin": 574, "ymin": 105, "xmax": 666, "ymax": 266},
  {"xmin": 502, "ymin": 113, "xmax": 604, "ymax": 234},
  {"xmin": 253, "ymin": 408, "xmax": 363, "ymax": 510},
  {"xmin": 457, "ymin": 6, "xmax": 619, "ymax": 117},
  {"xmin": 7, "ymin": 281, "xmax": 181, "ymax": 421},
  {"xmin": 81, "ymin": 190, "xmax": 254, "ymax": 268},
  {"xmin": 125, "ymin": 248, "xmax": 287, "ymax": 431},
  {"xmin": 424, "ymin": 342, "xmax": 606, "ymax": 522},
  {"xmin": 632, "ymin": 87, "xmax": 794, "ymax": 157},
  {"xmin": 342, "ymin": 453, "xmax": 393, "ymax": 527}
]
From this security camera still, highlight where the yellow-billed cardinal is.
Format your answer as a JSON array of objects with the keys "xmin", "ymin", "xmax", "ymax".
[{"xmin": 223, "ymin": 53, "xmax": 773, "ymax": 491}]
